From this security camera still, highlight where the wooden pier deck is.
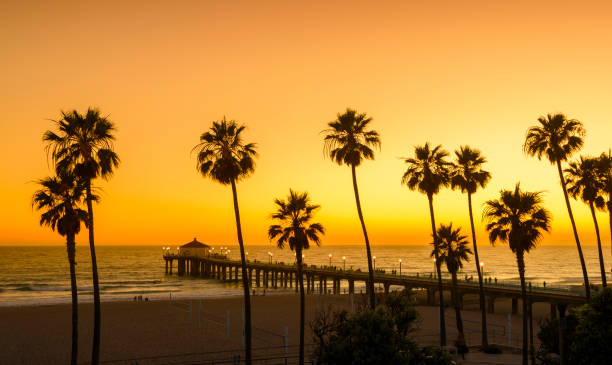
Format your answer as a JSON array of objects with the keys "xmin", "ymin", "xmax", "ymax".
[{"xmin": 163, "ymin": 253, "xmax": 587, "ymax": 314}]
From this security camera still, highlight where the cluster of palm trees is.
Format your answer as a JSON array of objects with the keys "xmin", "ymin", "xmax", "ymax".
[
  {"xmin": 192, "ymin": 110, "xmax": 611, "ymax": 365},
  {"xmin": 34, "ymin": 107, "xmax": 610, "ymax": 365},
  {"xmin": 32, "ymin": 108, "xmax": 119, "ymax": 365}
]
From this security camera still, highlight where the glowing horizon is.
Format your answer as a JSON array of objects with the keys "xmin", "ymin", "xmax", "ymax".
[{"xmin": 1, "ymin": 0, "xmax": 612, "ymax": 248}]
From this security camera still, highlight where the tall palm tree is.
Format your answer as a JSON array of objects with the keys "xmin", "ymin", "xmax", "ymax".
[
  {"xmin": 432, "ymin": 223, "xmax": 472, "ymax": 340},
  {"xmin": 596, "ymin": 150, "xmax": 612, "ymax": 259},
  {"xmin": 32, "ymin": 171, "xmax": 89, "ymax": 365},
  {"xmin": 523, "ymin": 113, "xmax": 590, "ymax": 298},
  {"xmin": 323, "ymin": 108, "xmax": 380, "ymax": 309},
  {"xmin": 565, "ymin": 156, "xmax": 607, "ymax": 287},
  {"xmin": 268, "ymin": 190, "xmax": 325, "ymax": 365},
  {"xmin": 402, "ymin": 142, "xmax": 453, "ymax": 346},
  {"xmin": 44, "ymin": 108, "xmax": 120, "ymax": 364},
  {"xmin": 483, "ymin": 184, "xmax": 552, "ymax": 365},
  {"xmin": 193, "ymin": 117, "xmax": 257, "ymax": 364},
  {"xmin": 451, "ymin": 145, "xmax": 491, "ymax": 347}
]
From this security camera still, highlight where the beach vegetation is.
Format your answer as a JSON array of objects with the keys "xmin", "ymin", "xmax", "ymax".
[
  {"xmin": 431, "ymin": 222, "xmax": 472, "ymax": 350},
  {"xmin": 268, "ymin": 189, "xmax": 325, "ymax": 365},
  {"xmin": 193, "ymin": 117, "xmax": 257, "ymax": 365},
  {"xmin": 523, "ymin": 113, "xmax": 589, "ymax": 298},
  {"xmin": 483, "ymin": 183, "xmax": 552, "ymax": 365},
  {"xmin": 311, "ymin": 291, "xmax": 456, "ymax": 365},
  {"xmin": 595, "ymin": 150, "xmax": 612, "ymax": 263},
  {"xmin": 323, "ymin": 108, "xmax": 380, "ymax": 309},
  {"xmin": 451, "ymin": 145, "xmax": 491, "ymax": 347},
  {"xmin": 402, "ymin": 142, "xmax": 453, "ymax": 346},
  {"xmin": 44, "ymin": 107, "xmax": 120, "ymax": 364},
  {"xmin": 32, "ymin": 171, "xmax": 89, "ymax": 365},
  {"xmin": 564, "ymin": 156, "xmax": 607, "ymax": 287}
]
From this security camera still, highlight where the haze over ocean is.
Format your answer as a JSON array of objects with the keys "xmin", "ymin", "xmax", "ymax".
[{"xmin": 0, "ymin": 244, "xmax": 607, "ymax": 306}]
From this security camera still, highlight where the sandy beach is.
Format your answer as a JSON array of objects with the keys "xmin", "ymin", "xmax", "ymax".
[{"xmin": 0, "ymin": 289, "xmax": 558, "ymax": 364}]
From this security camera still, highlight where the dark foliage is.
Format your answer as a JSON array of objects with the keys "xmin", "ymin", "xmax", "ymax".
[{"xmin": 311, "ymin": 291, "xmax": 456, "ymax": 365}]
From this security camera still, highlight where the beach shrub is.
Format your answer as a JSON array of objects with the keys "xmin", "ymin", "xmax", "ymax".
[
  {"xmin": 536, "ymin": 288, "xmax": 612, "ymax": 365},
  {"xmin": 567, "ymin": 288, "xmax": 612, "ymax": 365},
  {"xmin": 536, "ymin": 315, "xmax": 577, "ymax": 359},
  {"xmin": 311, "ymin": 291, "xmax": 456, "ymax": 365}
]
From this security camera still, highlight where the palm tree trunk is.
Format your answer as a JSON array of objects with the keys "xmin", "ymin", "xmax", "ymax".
[
  {"xmin": 230, "ymin": 178, "xmax": 252, "ymax": 365},
  {"xmin": 296, "ymin": 246, "xmax": 305, "ymax": 365},
  {"xmin": 556, "ymin": 161, "xmax": 590, "ymax": 298},
  {"xmin": 85, "ymin": 180, "xmax": 101, "ymax": 365},
  {"xmin": 589, "ymin": 202, "xmax": 607, "ymax": 287},
  {"xmin": 608, "ymin": 200, "xmax": 612, "ymax": 259},
  {"xmin": 468, "ymin": 192, "xmax": 488, "ymax": 347},
  {"xmin": 529, "ymin": 298, "xmax": 535, "ymax": 365},
  {"xmin": 516, "ymin": 251, "xmax": 528, "ymax": 365},
  {"xmin": 451, "ymin": 272, "xmax": 463, "ymax": 336},
  {"xmin": 67, "ymin": 233, "xmax": 78, "ymax": 365},
  {"xmin": 351, "ymin": 164, "xmax": 375, "ymax": 309},
  {"xmin": 428, "ymin": 194, "xmax": 446, "ymax": 346}
]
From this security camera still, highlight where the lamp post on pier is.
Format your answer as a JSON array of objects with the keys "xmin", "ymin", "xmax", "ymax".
[
  {"xmin": 342, "ymin": 256, "xmax": 346, "ymax": 271},
  {"xmin": 399, "ymin": 259, "xmax": 402, "ymax": 276},
  {"xmin": 328, "ymin": 254, "xmax": 332, "ymax": 267},
  {"xmin": 373, "ymin": 256, "xmax": 376, "ymax": 271},
  {"xmin": 432, "ymin": 258, "xmax": 437, "ymax": 278}
]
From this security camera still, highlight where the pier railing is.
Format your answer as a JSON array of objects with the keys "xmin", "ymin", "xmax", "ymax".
[{"xmin": 163, "ymin": 254, "xmax": 588, "ymax": 312}]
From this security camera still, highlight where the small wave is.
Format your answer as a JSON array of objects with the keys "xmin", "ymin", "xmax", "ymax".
[
  {"xmin": 14, "ymin": 286, "xmax": 34, "ymax": 291},
  {"xmin": 101, "ymin": 280, "xmax": 162, "ymax": 286}
]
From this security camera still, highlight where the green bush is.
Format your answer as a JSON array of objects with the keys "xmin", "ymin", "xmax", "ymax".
[
  {"xmin": 535, "ymin": 288, "xmax": 612, "ymax": 365},
  {"xmin": 568, "ymin": 288, "xmax": 612, "ymax": 365},
  {"xmin": 311, "ymin": 290, "xmax": 457, "ymax": 365}
]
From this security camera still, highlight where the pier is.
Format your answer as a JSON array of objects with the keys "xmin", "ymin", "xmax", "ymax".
[{"xmin": 163, "ymin": 253, "xmax": 587, "ymax": 315}]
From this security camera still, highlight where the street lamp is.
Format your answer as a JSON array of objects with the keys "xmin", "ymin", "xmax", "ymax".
[
  {"xmin": 480, "ymin": 262, "xmax": 485, "ymax": 278},
  {"xmin": 342, "ymin": 256, "xmax": 346, "ymax": 270},
  {"xmin": 268, "ymin": 252, "xmax": 273, "ymax": 264},
  {"xmin": 432, "ymin": 258, "xmax": 437, "ymax": 278},
  {"xmin": 373, "ymin": 256, "xmax": 376, "ymax": 271},
  {"xmin": 398, "ymin": 259, "xmax": 402, "ymax": 275},
  {"xmin": 328, "ymin": 254, "xmax": 332, "ymax": 267}
]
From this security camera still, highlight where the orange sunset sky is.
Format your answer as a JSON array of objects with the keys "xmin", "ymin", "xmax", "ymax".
[{"xmin": 1, "ymin": 0, "xmax": 611, "ymax": 246}]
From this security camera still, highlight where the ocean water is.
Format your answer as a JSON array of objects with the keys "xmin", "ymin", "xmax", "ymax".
[{"xmin": 0, "ymin": 244, "xmax": 609, "ymax": 306}]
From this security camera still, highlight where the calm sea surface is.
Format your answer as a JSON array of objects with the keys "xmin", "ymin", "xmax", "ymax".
[{"xmin": 0, "ymin": 244, "xmax": 609, "ymax": 306}]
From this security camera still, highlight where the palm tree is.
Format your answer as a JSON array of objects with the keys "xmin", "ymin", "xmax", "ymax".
[
  {"xmin": 523, "ymin": 113, "xmax": 590, "ymax": 298},
  {"xmin": 565, "ymin": 156, "xmax": 607, "ymax": 287},
  {"xmin": 32, "ymin": 171, "xmax": 89, "ymax": 365},
  {"xmin": 596, "ymin": 150, "xmax": 612, "ymax": 259},
  {"xmin": 323, "ymin": 108, "xmax": 380, "ymax": 309},
  {"xmin": 451, "ymin": 145, "xmax": 491, "ymax": 347},
  {"xmin": 432, "ymin": 223, "xmax": 472, "ymax": 340},
  {"xmin": 193, "ymin": 117, "xmax": 257, "ymax": 364},
  {"xmin": 44, "ymin": 108, "xmax": 120, "ymax": 364},
  {"xmin": 268, "ymin": 190, "xmax": 325, "ymax": 365},
  {"xmin": 483, "ymin": 184, "xmax": 552, "ymax": 365},
  {"xmin": 402, "ymin": 142, "xmax": 453, "ymax": 346}
]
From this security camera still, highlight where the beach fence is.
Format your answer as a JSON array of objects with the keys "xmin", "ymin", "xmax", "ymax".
[{"xmin": 161, "ymin": 297, "xmax": 302, "ymax": 364}]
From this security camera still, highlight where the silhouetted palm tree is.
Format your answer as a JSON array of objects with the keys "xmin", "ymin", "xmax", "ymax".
[
  {"xmin": 451, "ymin": 145, "xmax": 491, "ymax": 347},
  {"xmin": 44, "ymin": 108, "xmax": 120, "ymax": 364},
  {"xmin": 432, "ymin": 223, "xmax": 472, "ymax": 340},
  {"xmin": 268, "ymin": 190, "xmax": 324, "ymax": 365},
  {"xmin": 193, "ymin": 117, "xmax": 257, "ymax": 364},
  {"xmin": 32, "ymin": 171, "xmax": 89, "ymax": 365},
  {"xmin": 596, "ymin": 150, "xmax": 612, "ymax": 259},
  {"xmin": 523, "ymin": 113, "xmax": 589, "ymax": 298},
  {"xmin": 402, "ymin": 142, "xmax": 453, "ymax": 346},
  {"xmin": 483, "ymin": 184, "xmax": 551, "ymax": 365},
  {"xmin": 565, "ymin": 156, "xmax": 607, "ymax": 287},
  {"xmin": 323, "ymin": 108, "xmax": 380, "ymax": 309}
]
